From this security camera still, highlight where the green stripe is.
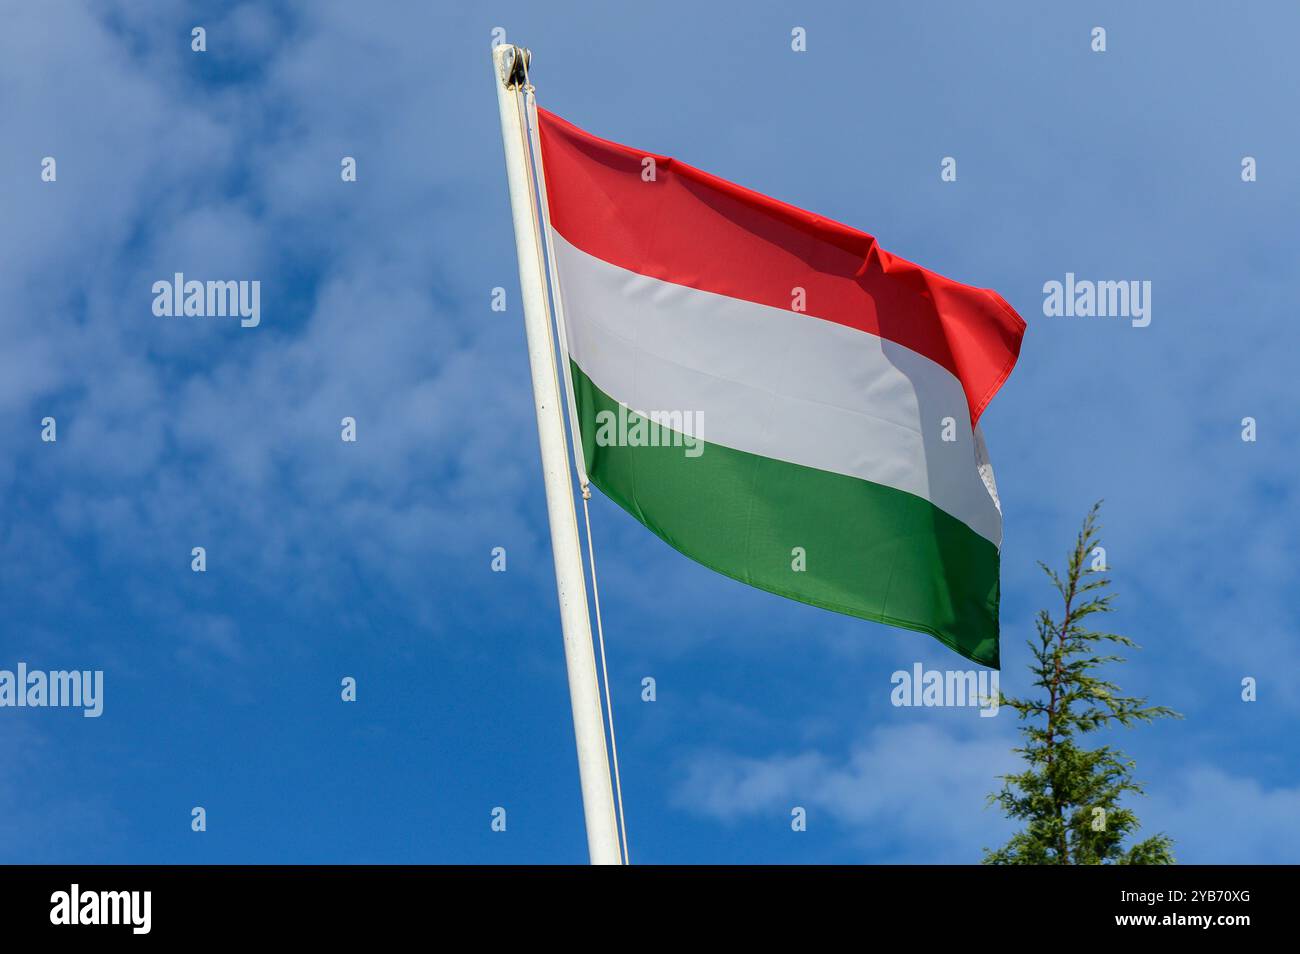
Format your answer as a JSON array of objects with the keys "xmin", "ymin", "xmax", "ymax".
[{"xmin": 572, "ymin": 362, "xmax": 1001, "ymax": 668}]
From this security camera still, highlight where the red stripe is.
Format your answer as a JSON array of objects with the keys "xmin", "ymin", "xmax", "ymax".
[{"xmin": 536, "ymin": 107, "xmax": 1025, "ymax": 425}]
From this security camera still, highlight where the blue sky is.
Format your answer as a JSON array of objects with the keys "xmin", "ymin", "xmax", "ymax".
[{"xmin": 1, "ymin": 0, "xmax": 1297, "ymax": 864}]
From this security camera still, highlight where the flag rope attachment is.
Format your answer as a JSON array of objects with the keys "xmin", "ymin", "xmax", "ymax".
[{"xmin": 516, "ymin": 64, "xmax": 631, "ymax": 865}]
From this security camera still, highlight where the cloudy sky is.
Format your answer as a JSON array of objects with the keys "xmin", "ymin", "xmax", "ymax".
[{"xmin": 1, "ymin": 0, "xmax": 1296, "ymax": 863}]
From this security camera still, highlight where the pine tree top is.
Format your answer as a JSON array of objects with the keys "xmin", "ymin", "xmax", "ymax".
[{"xmin": 983, "ymin": 502, "xmax": 1181, "ymax": 865}]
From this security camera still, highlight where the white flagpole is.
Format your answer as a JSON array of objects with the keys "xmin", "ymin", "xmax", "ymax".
[{"xmin": 491, "ymin": 43, "xmax": 622, "ymax": 866}]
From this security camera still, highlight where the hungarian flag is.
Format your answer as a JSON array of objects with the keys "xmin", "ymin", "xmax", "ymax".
[{"xmin": 536, "ymin": 109, "xmax": 1025, "ymax": 668}]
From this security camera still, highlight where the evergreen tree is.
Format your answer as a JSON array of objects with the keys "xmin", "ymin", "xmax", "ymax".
[{"xmin": 984, "ymin": 503, "xmax": 1180, "ymax": 864}]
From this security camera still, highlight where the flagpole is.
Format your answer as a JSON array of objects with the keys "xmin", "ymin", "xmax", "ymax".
[{"xmin": 491, "ymin": 43, "xmax": 622, "ymax": 866}]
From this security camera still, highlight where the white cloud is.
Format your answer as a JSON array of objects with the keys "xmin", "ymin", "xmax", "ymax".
[
  {"xmin": 0, "ymin": 1, "xmax": 557, "ymax": 657},
  {"xmin": 1145, "ymin": 765, "xmax": 1300, "ymax": 864},
  {"xmin": 672, "ymin": 722, "xmax": 1019, "ymax": 862},
  {"xmin": 674, "ymin": 723, "xmax": 1300, "ymax": 863}
]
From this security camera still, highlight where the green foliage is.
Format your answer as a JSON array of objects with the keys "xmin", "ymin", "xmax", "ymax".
[{"xmin": 983, "ymin": 503, "xmax": 1180, "ymax": 865}]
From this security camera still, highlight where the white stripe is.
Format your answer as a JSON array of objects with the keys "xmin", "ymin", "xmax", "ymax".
[{"xmin": 552, "ymin": 230, "xmax": 1003, "ymax": 547}]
